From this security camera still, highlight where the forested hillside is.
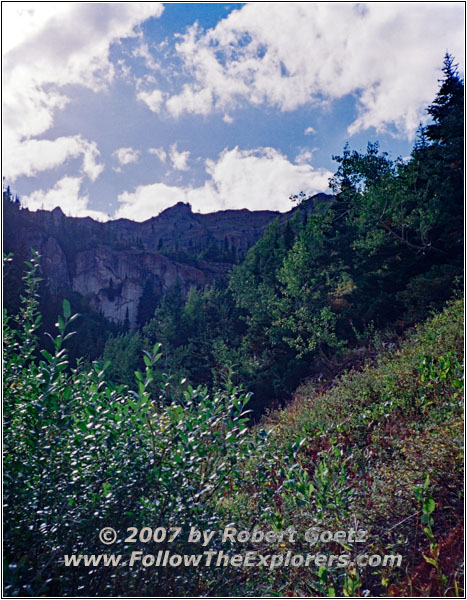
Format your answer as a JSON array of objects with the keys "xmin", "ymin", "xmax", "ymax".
[
  {"xmin": 101, "ymin": 55, "xmax": 463, "ymax": 415},
  {"xmin": 3, "ymin": 55, "xmax": 464, "ymax": 597}
]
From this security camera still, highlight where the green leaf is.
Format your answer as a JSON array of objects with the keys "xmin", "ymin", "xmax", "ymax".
[
  {"xmin": 57, "ymin": 316, "xmax": 65, "ymax": 332},
  {"xmin": 63, "ymin": 299, "xmax": 71, "ymax": 319},
  {"xmin": 422, "ymin": 497, "xmax": 435, "ymax": 514},
  {"xmin": 40, "ymin": 349, "xmax": 53, "ymax": 363},
  {"xmin": 423, "ymin": 526, "xmax": 435, "ymax": 541},
  {"xmin": 423, "ymin": 555, "xmax": 438, "ymax": 567}
]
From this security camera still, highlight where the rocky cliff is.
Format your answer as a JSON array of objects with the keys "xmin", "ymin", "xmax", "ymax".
[{"xmin": 4, "ymin": 194, "xmax": 333, "ymax": 328}]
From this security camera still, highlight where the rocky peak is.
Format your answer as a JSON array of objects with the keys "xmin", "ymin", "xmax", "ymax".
[{"xmin": 158, "ymin": 202, "xmax": 193, "ymax": 219}]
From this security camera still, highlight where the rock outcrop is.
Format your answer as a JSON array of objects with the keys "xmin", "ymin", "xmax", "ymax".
[
  {"xmin": 4, "ymin": 195, "xmax": 334, "ymax": 328},
  {"xmin": 72, "ymin": 246, "xmax": 206, "ymax": 327}
]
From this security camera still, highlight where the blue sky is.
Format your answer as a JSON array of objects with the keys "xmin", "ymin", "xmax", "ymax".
[{"xmin": 3, "ymin": 2, "xmax": 464, "ymax": 221}]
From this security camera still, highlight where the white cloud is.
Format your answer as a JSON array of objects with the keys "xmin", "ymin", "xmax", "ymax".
[
  {"xmin": 295, "ymin": 149, "xmax": 314, "ymax": 165},
  {"xmin": 166, "ymin": 3, "xmax": 464, "ymax": 138},
  {"xmin": 304, "ymin": 126, "xmax": 316, "ymax": 135},
  {"xmin": 3, "ymin": 3, "xmax": 163, "ymax": 176},
  {"xmin": 4, "ymin": 3, "xmax": 164, "ymax": 139},
  {"xmin": 116, "ymin": 183, "xmax": 188, "ymax": 221},
  {"xmin": 137, "ymin": 88, "xmax": 165, "ymax": 113},
  {"xmin": 81, "ymin": 142, "xmax": 105, "ymax": 181},
  {"xmin": 115, "ymin": 146, "xmax": 332, "ymax": 221},
  {"xmin": 169, "ymin": 144, "xmax": 190, "ymax": 171},
  {"xmin": 149, "ymin": 147, "xmax": 167, "ymax": 163},
  {"xmin": 3, "ymin": 135, "xmax": 104, "ymax": 182},
  {"xmin": 21, "ymin": 176, "xmax": 109, "ymax": 221},
  {"xmin": 113, "ymin": 147, "xmax": 141, "ymax": 166},
  {"xmin": 133, "ymin": 42, "xmax": 160, "ymax": 71},
  {"xmin": 166, "ymin": 84, "xmax": 213, "ymax": 118},
  {"xmin": 201, "ymin": 146, "xmax": 331, "ymax": 212},
  {"xmin": 223, "ymin": 114, "xmax": 234, "ymax": 124}
]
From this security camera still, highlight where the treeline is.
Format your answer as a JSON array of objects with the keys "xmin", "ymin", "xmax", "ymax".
[{"xmin": 102, "ymin": 55, "xmax": 463, "ymax": 415}]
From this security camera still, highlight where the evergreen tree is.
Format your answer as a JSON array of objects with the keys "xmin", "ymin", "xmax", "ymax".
[
  {"xmin": 425, "ymin": 53, "xmax": 464, "ymax": 153},
  {"xmin": 137, "ymin": 279, "xmax": 158, "ymax": 327}
]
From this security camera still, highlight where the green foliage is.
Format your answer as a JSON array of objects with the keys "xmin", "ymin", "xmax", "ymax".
[
  {"xmin": 425, "ymin": 54, "xmax": 464, "ymax": 159},
  {"xmin": 26, "ymin": 55, "xmax": 460, "ymax": 417},
  {"xmin": 137, "ymin": 278, "xmax": 159, "ymax": 327},
  {"xmin": 251, "ymin": 298, "xmax": 463, "ymax": 596},
  {"xmin": 143, "ymin": 56, "xmax": 461, "ymax": 413},
  {"xmin": 102, "ymin": 330, "xmax": 144, "ymax": 387},
  {"xmin": 3, "ymin": 260, "xmax": 464, "ymax": 597},
  {"xmin": 414, "ymin": 475, "xmax": 450, "ymax": 593},
  {"xmin": 3, "ymin": 259, "xmax": 260, "ymax": 597}
]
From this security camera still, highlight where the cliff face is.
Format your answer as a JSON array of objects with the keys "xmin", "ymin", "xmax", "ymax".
[
  {"xmin": 4, "ymin": 195, "xmax": 333, "ymax": 328},
  {"xmin": 71, "ymin": 246, "xmax": 207, "ymax": 327}
]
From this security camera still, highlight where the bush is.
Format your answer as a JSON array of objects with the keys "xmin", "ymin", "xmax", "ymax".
[
  {"xmin": 242, "ymin": 298, "xmax": 464, "ymax": 596},
  {"xmin": 3, "ymin": 254, "xmax": 258, "ymax": 596}
]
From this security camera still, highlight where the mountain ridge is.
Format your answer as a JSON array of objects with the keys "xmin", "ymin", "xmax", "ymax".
[{"xmin": 4, "ymin": 192, "xmax": 334, "ymax": 328}]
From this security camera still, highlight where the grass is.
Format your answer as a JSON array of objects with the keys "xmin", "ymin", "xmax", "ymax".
[{"xmin": 226, "ymin": 298, "xmax": 464, "ymax": 596}]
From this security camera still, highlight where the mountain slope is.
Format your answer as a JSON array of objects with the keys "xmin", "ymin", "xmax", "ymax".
[{"xmin": 230, "ymin": 298, "xmax": 464, "ymax": 596}]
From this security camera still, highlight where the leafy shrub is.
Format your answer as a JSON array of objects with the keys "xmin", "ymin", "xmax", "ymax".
[{"xmin": 3, "ymin": 254, "xmax": 259, "ymax": 596}]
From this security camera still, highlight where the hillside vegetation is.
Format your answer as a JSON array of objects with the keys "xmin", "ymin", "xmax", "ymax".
[
  {"xmin": 246, "ymin": 297, "xmax": 464, "ymax": 596},
  {"xmin": 3, "ymin": 260, "xmax": 463, "ymax": 596}
]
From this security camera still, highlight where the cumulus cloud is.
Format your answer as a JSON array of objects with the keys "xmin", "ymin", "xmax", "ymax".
[
  {"xmin": 3, "ymin": 2, "xmax": 163, "ymax": 176},
  {"xmin": 201, "ymin": 146, "xmax": 331, "ymax": 211},
  {"xmin": 133, "ymin": 42, "xmax": 160, "ymax": 71},
  {"xmin": 137, "ymin": 88, "xmax": 165, "ymax": 113},
  {"xmin": 21, "ymin": 176, "xmax": 109, "ymax": 221},
  {"xmin": 113, "ymin": 147, "xmax": 141, "ymax": 166},
  {"xmin": 166, "ymin": 3, "xmax": 464, "ymax": 138},
  {"xmin": 4, "ymin": 2, "xmax": 164, "ymax": 139},
  {"xmin": 116, "ymin": 183, "xmax": 188, "ymax": 221},
  {"xmin": 295, "ymin": 149, "xmax": 314, "ymax": 165},
  {"xmin": 166, "ymin": 84, "xmax": 213, "ymax": 118},
  {"xmin": 169, "ymin": 144, "xmax": 190, "ymax": 171},
  {"xmin": 115, "ymin": 146, "xmax": 332, "ymax": 221},
  {"xmin": 4, "ymin": 135, "xmax": 104, "ymax": 182},
  {"xmin": 304, "ymin": 126, "xmax": 316, "ymax": 135},
  {"xmin": 149, "ymin": 147, "xmax": 167, "ymax": 163}
]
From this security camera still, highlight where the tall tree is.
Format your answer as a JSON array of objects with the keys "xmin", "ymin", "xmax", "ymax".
[{"xmin": 137, "ymin": 279, "xmax": 158, "ymax": 327}]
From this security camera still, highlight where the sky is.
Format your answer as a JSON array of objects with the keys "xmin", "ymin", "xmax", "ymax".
[{"xmin": 2, "ymin": 2, "xmax": 465, "ymax": 222}]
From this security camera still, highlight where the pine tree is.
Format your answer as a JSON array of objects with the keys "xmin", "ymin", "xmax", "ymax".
[
  {"xmin": 137, "ymin": 279, "xmax": 158, "ymax": 327},
  {"xmin": 123, "ymin": 307, "xmax": 130, "ymax": 332},
  {"xmin": 425, "ymin": 53, "xmax": 464, "ymax": 154},
  {"xmin": 412, "ymin": 53, "xmax": 464, "ymax": 253}
]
